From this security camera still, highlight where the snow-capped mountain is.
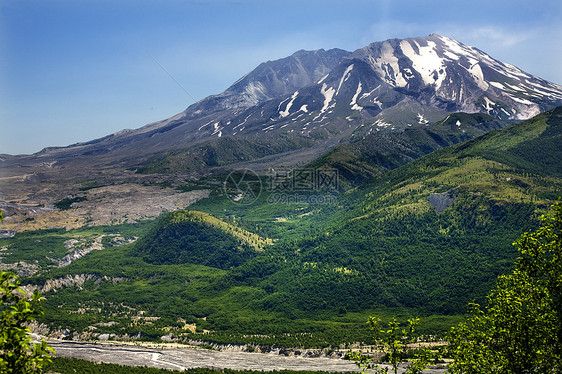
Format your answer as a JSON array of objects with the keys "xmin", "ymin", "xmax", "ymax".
[
  {"xmin": 183, "ymin": 34, "xmax": 562, "ymax": 142},
  {"xmin": 4, "ymin": 34, "xmax": 562, "ymax": 171},
  {"xmin": 351, "ymin": 34, "xmax": 562, "ymax": 120}
]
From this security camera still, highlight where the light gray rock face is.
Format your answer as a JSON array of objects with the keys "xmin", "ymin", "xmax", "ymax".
[
  {"xmin": 429, "ymin": 188, "xmax": 459, "ymax": 213},
  {"xmin": 185, "ymin": 48, "xmax": 352, "ymax": 114}
]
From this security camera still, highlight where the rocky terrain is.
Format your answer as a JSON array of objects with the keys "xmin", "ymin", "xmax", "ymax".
[{"xmin": 0, "ymin": 177, "xmax": 209, "ymax": 232}]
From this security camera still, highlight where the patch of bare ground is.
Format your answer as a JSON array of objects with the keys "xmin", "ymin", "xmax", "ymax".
[{"xmin": 0, "ymin": 184, "xmax": 209, "ymax": 232}]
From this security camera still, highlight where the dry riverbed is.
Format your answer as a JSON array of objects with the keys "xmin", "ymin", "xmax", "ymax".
[{"xmin": 47, "ymin": 340, "xmax": 448, "ymax": 373}]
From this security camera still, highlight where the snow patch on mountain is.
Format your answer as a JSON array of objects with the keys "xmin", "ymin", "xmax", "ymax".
[
  {"xmin": 279, "ymin": 91, "xmax": 299, "ymax": 118},
  {"xmin": 443, "ymin": 50, "xmax": 460, "ymax": 60},
  {"xmin": 337, "ymin": 64, "xmax": 354, "ymax": 96},
  {"xmin": 277, "ymin": 97, "xmax": 290, "ymax": 112},
  {"xmin": 233, "ymin": 114, "xmax": 252, "ymax": 130},
  {"xmin": 468, "ymin": 63, "xmax": 489, "ymax": 90},
  {"xmin": 482, "ymin": 97, "xmax": 496, "ymax": 113},
  {"xmin": 350, "ymin": 82, "xmax": 363, "ymax": 111},
  {"xmin": 489, "ymin": 82, "xmax": 506, "ymax": 90},
  {"xmin": 317, "ymin": 74, "xmax": 329, "ymax": 84},
  {"xmin": 438, "ymin": 35, "xmax": 475, "ymax": 57},
  {"xmin": 374, "ymin": 118, "xmax": 392, "ymax": 128},
  {"xmin": 320, "ymin": 83, "xmax": 336, "ymax": 113},
  {"xmin": 372, "ymin": 96, "xmax": 383, "ymax": 109},
  {"xmin": 197, "ymin": 121, "xmax": 213, "ymax": 131},
  {"xmin": 504, "ymin": 82, "xmax": 525, "ymax": 92},
  {"xmin": 525, "ymin": 81, "xmax": 562, "ymax": 98},
  {"xmin": 366, "ymin": 42, "xmax": 408, "ymax": 88},
  {"xmin": 400, "ymin": 40, "xmax": 446, "ymax": 88},
  {"xmin": 417, "ymin": 113, "xmax": 429, "ymax": 125},
  {"xmin": 360, "ymin": 85, "xmax": 381, "ymax": 100},
  {"xmin": 508, "ymin": 95, "xmax": 535, "ymax": 106},
  {"xmin": 211, "ymin": 122, "xmax": 223, "ymax": 136}
]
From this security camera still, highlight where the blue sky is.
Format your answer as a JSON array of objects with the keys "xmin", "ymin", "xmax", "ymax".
[{"xmin": 1, "ymin": 0, "xmax": 561, "ymax": 155}]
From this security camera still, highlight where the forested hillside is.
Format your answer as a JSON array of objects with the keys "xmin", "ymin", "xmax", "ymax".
[
  {"xmin": 134, "ymin": 210, "xmax": 272, "ymax": 269},
  {"xmin": 3, "ymin": 108, "xmax": 560, "ymax": 348}
]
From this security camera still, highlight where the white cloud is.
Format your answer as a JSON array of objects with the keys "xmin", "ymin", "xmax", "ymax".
[{"xmin": 443, "ymin": 25, "xmax": 536, "ymax": 48}]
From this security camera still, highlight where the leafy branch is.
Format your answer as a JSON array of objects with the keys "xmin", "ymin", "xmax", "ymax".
[{"xmin": 1, "ymin": 271, "xmax": 55, "ymax": 373}]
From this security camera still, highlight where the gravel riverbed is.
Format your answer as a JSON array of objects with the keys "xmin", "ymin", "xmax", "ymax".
[{"xmin": 49, "ymin": 340, "xmax": 447, "ymax": 373}]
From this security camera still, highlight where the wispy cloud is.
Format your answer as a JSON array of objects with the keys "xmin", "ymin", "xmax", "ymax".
[{"xmin": 455, "ymin": 26, "xmax": 536, "ymax": 47}]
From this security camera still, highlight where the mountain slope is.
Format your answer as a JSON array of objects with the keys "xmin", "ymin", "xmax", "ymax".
[
  {"xmin": 451, "ymin": 106, "xmax": 562, "ymax": 177},
  {"xmin": 293, "ymin": 107, "xmax": 562, "ymax": 310},
  {"xmin": 310, "ymin": 112, "xmax": 508, "ymax": 186},
  {"xmin": 184, "ymin": 48, "xmax": 351, "ymax": 115},
  {"xmin": 351, "ymin": 34, "xmax": 562, "ymax": 119},
  {"xmin": 245, "ymin": 34, "xmax": 562, "ymax": 139},
  {"xmin": 101, "ymin": 31, "xmax": 562, "ymax": 175}
]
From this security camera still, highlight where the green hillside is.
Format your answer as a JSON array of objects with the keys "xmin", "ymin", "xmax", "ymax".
[
  {"xmin": 452, "ymin": 106, "xmax": 562, "ymax": 177},
  {"xmin": 7, "ymin": 107, "xmax": 561, "ymax": 348},
  {"xmin": 134, "ymin": 210, "xmax": 272, "ymax": 269},
  {"xmin": 258, "ymin": 107, "xmax": 561, "ymax": 314},
  {"xmin": 137, "ymin": 133, "xmax": 315, "ymax": 173}
]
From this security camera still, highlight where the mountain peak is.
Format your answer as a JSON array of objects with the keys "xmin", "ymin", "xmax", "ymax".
[
  {"xmin": 182, "ymin": 47, "xmax": 351, "ymax": 116},
  {"xmin": 348, "ymin": 34, "xmax": 562, "ymax": 120}
]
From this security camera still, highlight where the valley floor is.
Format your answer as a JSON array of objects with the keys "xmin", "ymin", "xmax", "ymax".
[{"xmin": 48, "ymin": 339, "xmax": 447, "ymax": 373}]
